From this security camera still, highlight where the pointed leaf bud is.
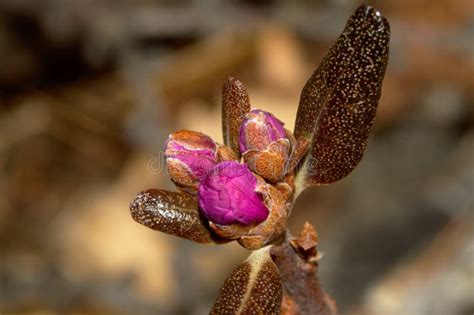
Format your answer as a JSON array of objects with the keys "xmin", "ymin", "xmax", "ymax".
[
  {"xmin": 198, "ymin": 161, "xmax": 269, "ymax": 226},
  {"xmin": 239, "ymin": 110, "xmax": 291, "ymax": 182},
  {"xmin": 165, "ymin": 130, "xmax": 217, "ymax": 193}
]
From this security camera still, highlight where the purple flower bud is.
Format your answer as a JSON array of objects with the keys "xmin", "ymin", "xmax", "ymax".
[
  {"xmin": 198, "ymin": 161, "xmax": 269, "ymax": 226},
  {"xmin": 238, "ymin": 110, "xmax": 291, "ymax": 182},
  {"xmin": 239, "ymin": 109, "xmax": 287, "ymax": 153},
  {"xmin": 165, "ymin": 130, "xmax": 217, "ymax": 193}
]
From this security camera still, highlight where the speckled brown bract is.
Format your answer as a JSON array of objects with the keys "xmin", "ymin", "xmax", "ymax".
[
  {"xmin": 211, "ymin": 262, "xmax": 251, "ymax": 314},
  {"xmin": 291, "ymin": 221, "xmax": 318, "ymax": 258},
  {"xmin": 241, "ymin": 260, "xmax": 282, "ymax": 314},
  {"xmin": 130, "ymin": 189, "xmax": 226, "ymax": 244},
  {"xmin": 294, "ymin": 5, "xmax": 390, "ymax": 185},
  {"xmin": 222, "ymin": 76, "xmax": 251, "ymax": 157},
  {"xmin": 210, "ymin": 248, "xmax": 282, "ymax": 315}
]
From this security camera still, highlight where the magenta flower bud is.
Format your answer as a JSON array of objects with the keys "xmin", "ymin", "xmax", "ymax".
[
  {"xmin": 165, "ymin": 130, "xmax": 217, "ymax": 193},
  {"xmin": 239, "ymin": 109, "xmax": 287, "ymax": 153},
  {"xmin": 198, "ymin": 161, "xmax": 269, "ymax": 226}
]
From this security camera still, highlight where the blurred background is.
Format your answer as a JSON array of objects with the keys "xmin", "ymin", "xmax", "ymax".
[{"xmin": 0, "ymin": 0, "xmax": 473, "ymax": 314}]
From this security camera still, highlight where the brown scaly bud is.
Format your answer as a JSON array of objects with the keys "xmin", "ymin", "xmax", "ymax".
[{"xmin": 290, "ymin": 222, "xmax": 321, "ymax": 262}]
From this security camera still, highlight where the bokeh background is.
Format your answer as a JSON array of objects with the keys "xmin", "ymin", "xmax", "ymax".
[{"xmin": 0, "ymin": 0, "xmax": 473, "ymax": 314}]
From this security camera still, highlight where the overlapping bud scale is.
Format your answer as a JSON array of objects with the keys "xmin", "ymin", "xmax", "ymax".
[{"xmin": 239, "ymin": 110, "xmax": 291, "ymax": 183}]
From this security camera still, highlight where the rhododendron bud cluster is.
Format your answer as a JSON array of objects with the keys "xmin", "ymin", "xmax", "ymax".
[
  {"xmin": 131, "ymin": 6, "xmax": 390, "ymax": 310},
  {"xmin": 163, "ymin": 109, "xmax": 297, "ymax": 249}
]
